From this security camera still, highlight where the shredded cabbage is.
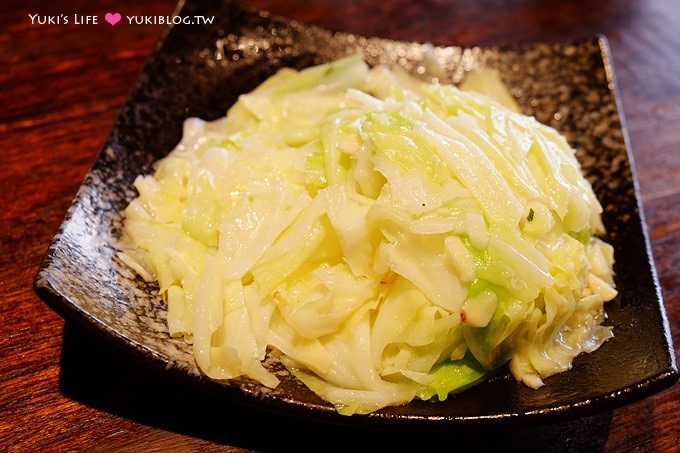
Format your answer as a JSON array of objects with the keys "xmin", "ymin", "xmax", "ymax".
[{"xmin": 120, "ymin": 54, "xmax": 617, "ymax": 415}]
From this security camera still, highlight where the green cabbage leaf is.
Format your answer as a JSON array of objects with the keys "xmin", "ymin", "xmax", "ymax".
[{"xmin": 121, "ymin": 54, "xmax": 617, "ymax": 415}]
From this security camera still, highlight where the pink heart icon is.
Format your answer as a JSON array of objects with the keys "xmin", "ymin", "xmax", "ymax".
[{"xmin": 105, "ymin": 12, "xmax": 121, "ymax": 26}]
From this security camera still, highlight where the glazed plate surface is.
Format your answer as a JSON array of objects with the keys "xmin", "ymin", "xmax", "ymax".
[{"xmin": 35, "ymin": 0, "xmax": 678, "ymax": 428}]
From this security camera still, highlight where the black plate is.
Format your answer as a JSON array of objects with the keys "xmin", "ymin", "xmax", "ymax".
[{"xmin": 34, "ymin": 0, "xmax": 678, "ymax": 428}]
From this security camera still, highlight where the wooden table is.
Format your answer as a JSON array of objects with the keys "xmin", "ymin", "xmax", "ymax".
[{"xmin": 2, "ymin": 0, "xmax": 679, "ymax": 451}]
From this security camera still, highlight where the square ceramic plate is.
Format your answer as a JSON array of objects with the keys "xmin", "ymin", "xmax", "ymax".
[{"xmin": 35, "ymin": 0, "xmax": 678, "ymax": 428}]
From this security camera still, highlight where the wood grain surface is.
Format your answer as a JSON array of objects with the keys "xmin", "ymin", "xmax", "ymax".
[{"xmin": 2, "ymin": 0, "xmax": 679, "ymax": 451}]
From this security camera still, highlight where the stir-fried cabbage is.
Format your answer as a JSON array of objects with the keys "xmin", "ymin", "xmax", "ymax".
[{"xmin": 120, "ymin": 54, "xmax": 617, "ymax": 415}]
